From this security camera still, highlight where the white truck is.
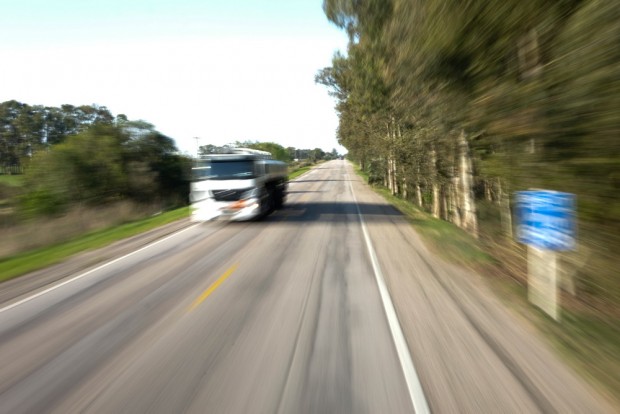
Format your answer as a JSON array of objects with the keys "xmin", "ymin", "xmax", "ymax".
[{"xmin": 190, "ymin": 148, "xmax": 288, "ymax": 221}]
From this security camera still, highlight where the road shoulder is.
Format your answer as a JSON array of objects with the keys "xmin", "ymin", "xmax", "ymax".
[{"xmin": 0, "ymin": 219, "xmax": 195, "ymax": 308}]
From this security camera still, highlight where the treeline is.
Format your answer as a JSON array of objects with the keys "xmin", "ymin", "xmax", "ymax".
[
  {"xmin": 0, "ymin": 100, "xmax": 189, "ymax": 216},
  {"xmin": 318, "ymin": 1, "xmax": 619, "ymax": 309},
  {"xmin": 0, "ymin": 100, "xmax": 118, "ymax": 172},
  {"xmin": 199, "ymin": 142, "xmax": 341, "ymax": 163},
  {"xmin": 23, "ymin": 121, "xmax": 189, "ymax": 216}
]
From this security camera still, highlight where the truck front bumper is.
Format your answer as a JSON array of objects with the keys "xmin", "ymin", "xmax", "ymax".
[{"xmin": 191, "ymin": 198, "xmax": 261, "ymax": 222}]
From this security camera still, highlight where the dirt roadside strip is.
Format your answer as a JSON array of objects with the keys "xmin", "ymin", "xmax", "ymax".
[{"xmin": 0, "ymin": 218, "xmax": 197, "ymax": 308}]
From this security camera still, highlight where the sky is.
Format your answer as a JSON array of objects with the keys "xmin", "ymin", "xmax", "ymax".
[{"xmin": 0, "ymin": 0, "xmax": 349, "ymax": 156}]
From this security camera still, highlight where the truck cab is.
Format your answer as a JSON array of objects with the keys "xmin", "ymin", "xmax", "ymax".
[{"xmin": 190, "ymin": 148, "xmax": 287, "ymax": 221}]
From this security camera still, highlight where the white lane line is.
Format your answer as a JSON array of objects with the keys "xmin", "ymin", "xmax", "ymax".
[
  {"xmin": 348, "ymin": 175, "xmax": 430, "ymax": 414},
  {"xmin": 0, "ymin": 223, "xmax": 201, "ymax": 313}
]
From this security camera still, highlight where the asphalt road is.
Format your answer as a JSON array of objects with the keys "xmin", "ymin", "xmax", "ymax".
[{"xmin": 0, "ymin": 160, "xmax": 613, "ymax": 413}]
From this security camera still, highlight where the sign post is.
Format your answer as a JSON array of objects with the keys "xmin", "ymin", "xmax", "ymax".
[{"xmin": 515, "ymin": 190, "xmax": 576, "ymax": 320}]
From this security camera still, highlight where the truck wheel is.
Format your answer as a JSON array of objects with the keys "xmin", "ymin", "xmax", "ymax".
[
  {"xmin": 262, "ymin": 189, "xmax": 275, "ymax": 215},
  {"xmin": 274, "ymin": 189, "xmax": 284, "ymax": 209}
]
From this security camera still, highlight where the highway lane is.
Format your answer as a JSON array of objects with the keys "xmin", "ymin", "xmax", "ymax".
[
  {"xmin": 0, "ymin": 160, "xmax": 613, "ymax": 413},
  {"xmin": 0, "ymin": 161, "xmax": 414, "ymax": 413}
]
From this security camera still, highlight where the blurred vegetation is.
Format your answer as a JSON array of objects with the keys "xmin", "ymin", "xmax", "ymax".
[
  {"xmin": 0, "ymin": 101, "xmax": 115, "ymax": 173},
  {"xmin": 0, "ymin": 101, "xmax": 190, "ymax": 216},
  {"xmin": 19, "ymin": 121, "xmax": 190, "ymax": 217},
  {"xmin": 198, "ymin": 141, "xmax": 342, "ymax": 163}
]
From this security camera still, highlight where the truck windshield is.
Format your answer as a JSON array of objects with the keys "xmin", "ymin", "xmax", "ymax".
[{"xmin": 193, "ymin": 160, "xmax": 256, "ymax": 180}]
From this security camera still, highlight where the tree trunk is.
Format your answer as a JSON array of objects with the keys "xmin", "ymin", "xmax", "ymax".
[
  {"xmin": 484, "ymin": 179, "xmax": 492, "ymax": 202},
  {"xmin": 441, "ymin": 183, "xmax": 449, "ymax": 221},
  {"xmin": 393, "ymin": 158, "xmax": 398, "ymax": 195},
  {"xmin": 432, "ymin": 183, "xmax": 440, "ymax": 218},
  {"xmin": 450, "ymin": 178, "xmax": 462, "ymax": 227},
  {"xmin": 458, "ymin": 130, "xmax": 478, "ymax": 238},
  {"xmin": 391, "ymin": 157, "xmax": 398, "ymax": 195},
  {"xmin": 415, "ymin": 165, "xmax": 423, "ymax": 207},
  {"xmin": 431, "ymin": 146, "xmax": 440, "ymax": 218},
  {"xmin": 517, "ymin": 28, "xmax": 543, "ymax": 80},
  {"xmin": 416, "ymin": 182, "xmax": 423, "ymax": 208},
  {"xmin": 498, "ymin": 177, "xmax": 513, "ymax": 238},
  {"xmin": 387, "ymin": 119, "xmax": 398, "ymax": 196},
  {"xmin": 395, "ymin": 122, "xmax": 403, "ymax": 197},
  {"xmin": 387, "ymin": 157, "xmax": 394, "ymax": 194}
]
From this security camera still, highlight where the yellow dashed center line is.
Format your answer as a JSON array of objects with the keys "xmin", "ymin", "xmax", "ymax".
[{"xmin": 188, "ymin": 263, "xmax": 239, "ymax": 312}]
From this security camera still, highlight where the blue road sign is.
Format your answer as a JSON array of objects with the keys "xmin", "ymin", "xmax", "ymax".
[{"xmin": 515, "ymin": 190, "xmax": 576, "ymax": 251}]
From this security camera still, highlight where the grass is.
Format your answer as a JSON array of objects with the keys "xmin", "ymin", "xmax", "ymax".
[
  {"xmin": 546, "ymin": 311, "xmax": 620, "ymax": 402},
  {"xmin": 374, "ymin": 186, "xmax": 495, "ymax": 267},
  {"xmin": 0, "ymin": 207, "xmax": 189, "ymax": 283},
  {"xmin": 352, "ymin": 164, "xmax": 494, "ymax": 268},
  {"xmin": 2, "ymin": 202, "xmax": 166, "ymax": 257},
  {"xmin": 0, "ymin": 174, "xmax": 24, "ymax": 187},
  {"xmin": 288, "ymin": 166, "xmax": 312, "ymax": 180}
]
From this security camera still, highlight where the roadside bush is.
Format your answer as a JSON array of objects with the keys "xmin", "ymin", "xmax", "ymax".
[
  {"xmin": 19, "ymin": 189, "xmax": 67, "ymax": 218},
  {"xmin": 18, "ymin": 123, "xmax": 191, "ymax": 219}
]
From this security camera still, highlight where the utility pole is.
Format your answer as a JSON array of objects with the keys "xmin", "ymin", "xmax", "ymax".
[{"xmin": 194, "ymin": 137, "xmax": 201, "ymax": 157}]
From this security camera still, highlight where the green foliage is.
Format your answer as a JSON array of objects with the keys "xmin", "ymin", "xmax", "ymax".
[
  {"xmin": 235, "ymin": 141, "xmax": 292, "ymax": 162},
  {"xmin": 19, "ymin": 121, "xmax": 189, "ymax": 217},
  {"xmin": 198, "ymin": 144, "xmax": 222, "ymax": 156},
  {"xmin": 23, "ymin": 124, "xmax": 127, "ymax": 211},
  {"xmin": 0, "ymin": 101, "xmax": 115, "ymax": 171},
  {"xmin": 121, "ymin": 120, "xmax": 189, "ymax": 205},
  {"xmin": 0, "ymin": 174, "xmax": 23, "ymax": 187},
  {"xmin": 309, "ymin": 148, "xmax": 325, "ymax": 162},
  {"xmin": 19, "ymin": 189, "xmax": 66, "ymax": 217},
  {"xmin": 288, "ymin": 166, "xmax": 312, "ymax": 180}
]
